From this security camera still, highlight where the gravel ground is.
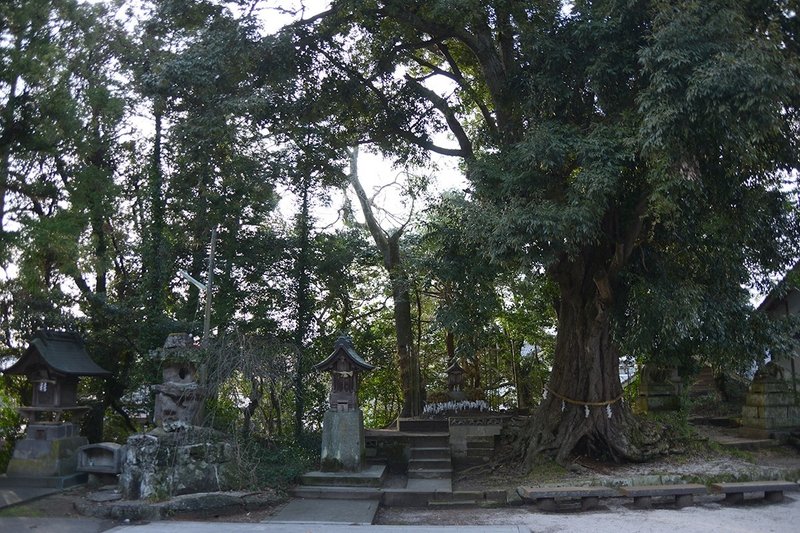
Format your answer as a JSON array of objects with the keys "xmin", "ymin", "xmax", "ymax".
[{"xmin": 2, "ymin": 424, "xmax": 798, "ymax": 527}]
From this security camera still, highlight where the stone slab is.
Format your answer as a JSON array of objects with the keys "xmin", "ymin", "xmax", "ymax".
[
  {"xmin": 0, "ymin": 487, "xmax": 59, "ymax": 509},
  {"xmin": 301, "ymin": 464, "xmax": 386, "ymax": 487},
  {"xmin": 710, "ymin": 480, "xmax": 800, "ymax": 494},
  {"xmin": 0, "ymin": 472, "xmax": 87, "ymax": 489},
  {"xmin": 405, "ymin": 478, "xmax": 452, "ymax": 492},
  {"xmin": 619, "ymin": 484, "xmax": 707, "ymax": 497},
  {"xmin": 517, "ymin": 485, "xmax": 619, "ymax": 500},
  {"xmin": 290, "ymin": 486, "xmax": 382, "ymax": 500},
  {"xmin": 265, "ymin": 498, "xmax": 379, "ymax": 525}
]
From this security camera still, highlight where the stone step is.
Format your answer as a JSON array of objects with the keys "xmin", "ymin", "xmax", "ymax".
[
  {"xmin": 290, "ymin": 486, "xmax": 383, "ymax": 500},
  {"xmin": 410, "ymin": 446, "xmax": 451, "ymax": 459},
  {"xmin": 409, "ymin": 458, "xmax": 452, "ymax": 470},
  {"xmin": 300, "ymin": 465, "xmax": 387, "ymax": 487},
  {"xmin": 427, "ymin": 499, "xmax": 478, "ymax": 507},
  {"xmin": 408, "ymin": 468, "xmax": 452, "ymax": 479},
  {"xmin": 398, "ymin": 418, "xmax": 449, "ymax": 432},
  {"xmin": 406, "ymin": 433, "xmax": 450, "ymax": 448}
]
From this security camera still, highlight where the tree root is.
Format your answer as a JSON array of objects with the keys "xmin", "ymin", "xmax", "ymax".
[{"xmin": 514, "ymin": 400, "xmax": 669, "ymax": 471}]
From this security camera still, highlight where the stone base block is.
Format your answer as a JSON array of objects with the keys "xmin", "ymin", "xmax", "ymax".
[
  {"xmin": 119, "ymin": 426, "xmax": 236, "ymax": 500},
  {"xmin": 320, "ymin": 409, "xmax": 365, "ymax": 472},
  {"xmin": 6, "ymin": 425, "xmax": 87, "ymax": 478}
]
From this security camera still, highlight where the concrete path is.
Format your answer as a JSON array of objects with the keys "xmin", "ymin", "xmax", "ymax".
[
  {"xmin": 266, "ymin": 498, "xmax": 380, "ymax": 525},
  {"xmin": 104, "ymin": 495, "xmax": 800, "ymax": 533},
  {"xmin": 2, "ymin": 497, "xmax": 800, "ymax": 533},
  {"xmin": 0, "ymin": 516, "xmax": 117, "ymax": 533},
  {"xmin": 106, "ymin": 524, "xmax": 524, "ymax": 532}
]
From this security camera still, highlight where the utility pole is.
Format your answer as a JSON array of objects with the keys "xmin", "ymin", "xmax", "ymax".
[
  {"xmin": 177, "ymin": 226, "xmax": 217, "ymax": 347},
  {"xmin": 203, "ymin": 226, "xmax": 217, "ymax": 347}
]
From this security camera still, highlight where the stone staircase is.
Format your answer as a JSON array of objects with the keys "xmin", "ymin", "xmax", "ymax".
[
  {"xmin": 291, "ymin": 417, "xmax": 507, "ymax": 509},
  {"xmin": 408, "ymin": 440, "xmax": 452, "ymax": 480},
  {"xmin": 399, "ymin": 418, "xmax": 453, "ymax": 483}
]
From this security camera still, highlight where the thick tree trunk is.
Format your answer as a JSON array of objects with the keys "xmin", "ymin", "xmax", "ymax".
[
  {"xmin": 519, "ymin": 256, "xmax": 658, "ymax": 467},
  {"xmin": 392, "ymin": 274, "xmax": 422, "ymax": 416}
]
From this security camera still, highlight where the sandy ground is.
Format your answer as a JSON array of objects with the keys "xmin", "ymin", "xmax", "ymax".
[{"xmin": 375, "ymin": 497, "xmax": 800, "ymax": 532}]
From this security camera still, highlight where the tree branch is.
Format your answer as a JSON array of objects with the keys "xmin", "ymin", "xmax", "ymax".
[{"xmin": 404, "ymin": 75, "xmax": 473, "ymax": 159}]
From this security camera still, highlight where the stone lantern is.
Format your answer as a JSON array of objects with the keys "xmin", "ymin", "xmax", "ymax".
[
  {"xmin": 152, "ymin": 333, "xmax": 206, "ymax": 427},
  {"xmin": 313, "ymin": 335, "xmax": 374, "ymax": 471},
  {"xmin": 1, "ymin": 330, "xmax": 110, "ymax": 486}
]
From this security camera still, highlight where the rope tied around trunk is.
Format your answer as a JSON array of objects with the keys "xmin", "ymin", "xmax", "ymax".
[{"xmin": 543, "ymin": 385, "xmax": 624, "ymax": 418}]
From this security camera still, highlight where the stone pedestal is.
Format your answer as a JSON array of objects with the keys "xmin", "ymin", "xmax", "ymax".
[
  {"xmin": 740, "ymin": 363, "xmax": 800, "ymax": 439},
  {"xmin": 5, "ymin": 422, "xmax": 87, "ymax": 478},
  {"xmin": 119, "ymin": 425, "xmax": 235, "ymax": 500},
  {"xmin": 320, "ymin": 409, "xmax": 365, "ymax": 472}
]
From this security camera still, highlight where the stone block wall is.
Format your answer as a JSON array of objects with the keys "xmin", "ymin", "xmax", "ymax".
[{"xmin": 740, "ymin": 363, "xmax": 800, "ymax": 438}]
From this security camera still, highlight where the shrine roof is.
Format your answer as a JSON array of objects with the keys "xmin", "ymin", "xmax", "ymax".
[
  {"xmin": 314, "ymin": 335, "xmax": 375, "ymax": 372},
  {"xmin": 3, "ymin": 330, "xmax": 111, "ymax": 377},
  {"xmin": 446, "ymin": 360, "xmax": 464, "ymax": 373}
]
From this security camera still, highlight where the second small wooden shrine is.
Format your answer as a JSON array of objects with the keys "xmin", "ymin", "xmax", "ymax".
[
  {"xmin": 314, "ymin": 335, "xmax": 374, "ymax": 472},
  {"xmin": 314, "ymin": 335, "xmax": 374, "ymax": 411}
]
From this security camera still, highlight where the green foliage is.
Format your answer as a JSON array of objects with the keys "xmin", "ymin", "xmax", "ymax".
[
  {"xmin": 464, "ymin": 387, "xmax": 486, "ymax": 402},
  {"xmin": 230, "ymin": 436, "xmax": 320, "ymax": 490},
  {"xmin": 426, "ymin": 390, "xmax": 449, "ymax": 404},
  {"xmin": 0, "ymin": 0, "xmax": 797, "ymax": 467},
  {"xmin": 0, "ymin": 385, "xmax": 23, "ymax": 473}
]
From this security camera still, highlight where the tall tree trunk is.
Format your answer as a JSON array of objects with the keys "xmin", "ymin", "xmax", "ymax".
[
  {"xmin": 445, "ymin": 331, "xmax": 455, "ymax": 362},
  {"xmin": 391, "ymin": 266, "xmax": 419, "ymax": 416},
  {"xmin": 348, "ymin": 147, "xmax": 423, "ymax": 417},
  {"xmin": 143, "ymin": 100, "xmax": 167, "ymax": 350},
  {"xmin": 519, "ymin": 255, "xmax": 657, "ymax": 466},
  {"xmin": 293, "ymin": 177, "xmax": 312, "ymax": 438}
]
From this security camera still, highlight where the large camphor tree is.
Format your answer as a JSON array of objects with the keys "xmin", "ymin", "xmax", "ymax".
[{"xmin": 286, "ymin": 0, "xmax": 800, "ymax": 464}]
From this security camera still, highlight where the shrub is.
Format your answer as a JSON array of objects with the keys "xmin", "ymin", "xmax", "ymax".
[{"xmin": 426, "ymin": 390, "xmax": 449, "ymax": 404}]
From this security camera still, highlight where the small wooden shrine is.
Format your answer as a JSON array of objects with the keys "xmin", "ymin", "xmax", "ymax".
[
  {"xmin": 4, "ymin": 330, "xmax": 111, "ymax": 422},
  {"xmin": 446, "ymin": 360, "xmax": 465, "ymax": 392},
  {"xmin": 314, "ymin": 335, "xmax": 375, "ymax": 472},
  {"xmin": 314, "ymin": 335, "xmax": 374, "ymax": 411},
  {"xmin": 1, "ymin": 330, "xmax": 110, "ymax": 486}
]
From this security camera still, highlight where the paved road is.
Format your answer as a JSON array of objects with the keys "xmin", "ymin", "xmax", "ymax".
[{"xmin": 1, "ymin": 496, "xmax": 798, "ymax": 533}]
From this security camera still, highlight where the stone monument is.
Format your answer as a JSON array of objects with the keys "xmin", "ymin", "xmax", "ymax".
[
  {"xmin": 1, "ymin": 330, "xmax": 110, "ymax": 488},
  {"xmin": 119, "ymin": 333, "xmax": 235, "ymax": 499},
  {"xmin": 314, "ymin": 335, "xmax": 374, "ymax": 472}
]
